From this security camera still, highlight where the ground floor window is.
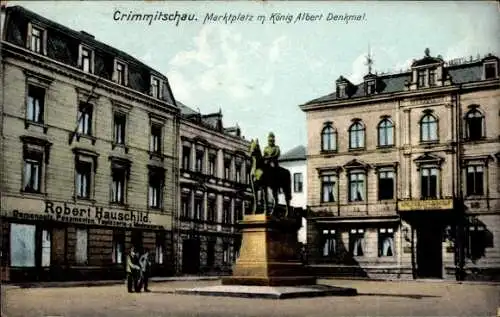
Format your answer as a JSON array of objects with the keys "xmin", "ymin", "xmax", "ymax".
[
  {"xmin": 206, "ymin": 240, "xmax": 215, "ymax": 267},
  {"xmin": 349, "ymin": 229, "xmax": 365, "ymax": 257},
  {"xmin": 75, "ymin": 228, "xmax": 88, "ymax": 265},
  {"xmin": 223, "ymin": 243, "xmax": 230, "ymax": 264},
  {"xmin": 112, "ymin": 230, "xmax": 125, "ymax": 264},
  {"xmin": 378, "ymin": 228, "xmax": 395, "ymax": 257},
  {"xmin": 10, "ymin": 223, "xmax": 36, "ymax": 267},
  {"xmin": 41, "ymin": 229, "xmax": 51, "ymax": 267},
  {"xmin": 155, "ymin": 232, "xmax": 164, "ymax": 264},
  {"xmin": 322, "ymin": 229, "xmax": 337, "ymax": 257}
]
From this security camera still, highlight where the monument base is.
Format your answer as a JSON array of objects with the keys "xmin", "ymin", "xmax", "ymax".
[{"xmin": 221, "ymin": 275, "xmax": 316, "ymax": 287}]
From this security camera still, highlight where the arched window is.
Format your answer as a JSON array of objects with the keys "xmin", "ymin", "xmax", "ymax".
[
  {"xmin": 349, "ymin": 121, "xmax": 365, "ymax": 149},
  {"xmin": 420, "ymin": 114, "xmax": 438, "ymax": 142},
  {"xmin": 378, "ymin": 119, "xmax": 394, "ymax": 147},
  {"xmin": 321, "ymin": 124, "xmax": 337, "ymax": 151},
  {"xmin": 465, "ymin": 109, "xmax": 484, "ymax": 141}
]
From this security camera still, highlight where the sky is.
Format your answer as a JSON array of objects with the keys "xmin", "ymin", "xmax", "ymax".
[{"xmin": 8, "ymin": 1, "xmax": 500, "ymax": 153}]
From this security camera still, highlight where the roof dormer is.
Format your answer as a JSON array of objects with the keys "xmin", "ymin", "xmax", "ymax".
[
  {"xmin": 482, "ymin": 54, "xmax": 499, "ymax": 80},
  {"xmin": 335, "ymin": 76, "xmax": 355, "ymax": 99},
  {"xmin": 363, "ymin": 73, "xmax": 378, "ymax": 95},
  {"xmin": 408, "ymin": 48, "xmax": 446, "ymax": 91}
]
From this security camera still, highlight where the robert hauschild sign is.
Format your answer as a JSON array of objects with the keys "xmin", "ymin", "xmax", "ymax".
[{"xmin": 2, "ymin": 197, "xmax": 170, "ymax": 230}]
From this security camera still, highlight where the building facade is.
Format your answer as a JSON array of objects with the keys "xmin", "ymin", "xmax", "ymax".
[
  {"xmin": 278, "ymin": 145, "xmax": 307, "ymax": 244},
  {"xmin": 300, "ymin": 49, "xmax": 500, "ymax": 280},
  {"xmin": 175, "ymin": 103, "xmax": 252, "ymax": 275},
  {"xmin": 1, "ymin": 6, "xmax": 178, "ymax": 282}
]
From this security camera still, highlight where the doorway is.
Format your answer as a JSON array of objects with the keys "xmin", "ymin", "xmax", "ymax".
[
  {"xmin": 182, "ymin": 239, "xmax": 200, "ymax": 274},
  {"xmin": 416, "ymin": 224, "xmax": 443, "ymax": 278}
]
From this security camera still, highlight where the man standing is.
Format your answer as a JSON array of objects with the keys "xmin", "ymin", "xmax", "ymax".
[
  {"xmin": 139, "ymin": 248, "xmax": 152, "ymax": 292},
  {"xmin": 126, "ymin": 247, "xmax": 141, "ymax": 293}
]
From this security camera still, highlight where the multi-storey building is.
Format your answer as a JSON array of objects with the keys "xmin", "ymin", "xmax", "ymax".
[
  {"xmin": 278, "ymin": 145, "xmax": 308, "ymax": 244},
  {"xmin": 175, "ymin": 102, "xmax": 252, "ymax": 274},
  {"xmin": 0, "ymin": 6, "xmax": 178, "ymax": 281},
  {"xmin": 300, "ymin": 49, "xmax": 500, "ymax": 280}
]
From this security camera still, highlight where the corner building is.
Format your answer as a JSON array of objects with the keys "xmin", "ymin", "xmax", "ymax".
[
  {"xmin": 300, "ymin": 49, "xmax": 500, "ymax": 280},
  {"xmin": 1, "ymin": 6, "xmax": 178, "ymax": 281},
  {"xmin": 175, "ymin": 102, "xmax": 252, "ymax": 275}
]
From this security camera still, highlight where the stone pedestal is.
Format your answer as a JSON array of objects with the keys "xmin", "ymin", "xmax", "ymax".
[{"xmin": 222, "ymin": 214, "xmax": 316, "ymax": 286}]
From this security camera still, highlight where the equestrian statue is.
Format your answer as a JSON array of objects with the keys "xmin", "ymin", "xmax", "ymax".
[{"xmin": 249, "ymin": 132, "xmax": 292, "ymax": 218}]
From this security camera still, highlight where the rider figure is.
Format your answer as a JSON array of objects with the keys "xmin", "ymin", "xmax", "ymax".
[{"xmin": 263, "ymin": 132, "xmax": 281, "ymax": 174}]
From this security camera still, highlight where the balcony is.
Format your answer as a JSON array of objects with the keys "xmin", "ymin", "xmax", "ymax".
[{"xmin": 398, "ymin": 198, "xmax": 454, "ymax": 211}]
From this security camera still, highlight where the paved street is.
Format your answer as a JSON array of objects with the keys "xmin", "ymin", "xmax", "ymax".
[{"xmin": 2, "ymin": 279, "xmax": 499, "ymax": 317}]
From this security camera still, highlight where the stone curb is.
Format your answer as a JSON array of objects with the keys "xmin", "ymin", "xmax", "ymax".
[
  {"xmin": 320, "ymin": 276, "xmax": 500, "ymax": 286},
  {"xmin": 1, "ymin": 276, "xmax": 223, "ymax": 289}
]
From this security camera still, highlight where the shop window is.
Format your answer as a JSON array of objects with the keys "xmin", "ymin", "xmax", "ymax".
[
  {"xmin": 41, "ymin": 229, "xmax": 51, "ymax": 267},
  {"xmin": 349, "ymin": 229, "xmax": 365, "ymax": 257},
  {"xmin": 182, "ymin": 146, "xmax": 191, "ymax": 170},
  {"xmin": 378, "ymin": 228, "xmax": 395, "ymax": 257},
  {"xmin": 75, "ymin": 228, "xmax": 88, "ymax": 265},
  {"xmin": 206, "ymin": 240, "xmax": 215, "ymax": 267},
  {"xmin": 322, "ymin": 229, "xmax": 337, "ymax": 257},
  {"xmin": 378, "ymin": 170, "xmax": 395, "ymax": 200},
  {"xmin": 294, "ymin": 173, "xmax": 303, "ymax": 193},
  {"xmin": 112, "ymin": 231, "xmax": 125, "ymax": 264},
  {"xmin": 131, "ymin": 230, "xmax": 143, "ymax": 252},
  {"xmin": 26, "ymin": 85, "xmax": 45, "ymax": 124},
  {"xmin": 10, "ymin": 223, "xmax": 36, "ymax": 267},
  {"xmin": 155, "ymin": 233, "xmax": 164, "ymax": 264}
]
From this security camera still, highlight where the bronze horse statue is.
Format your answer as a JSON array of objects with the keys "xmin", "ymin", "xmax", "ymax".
[{"xmin": 249, "ymin": 139, "xmax": 292, "ymax": 217}]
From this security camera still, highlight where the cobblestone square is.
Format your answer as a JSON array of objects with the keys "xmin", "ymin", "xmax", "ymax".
[{"xmin": 3, "ymin": 279, "xmax": 499, "ymax": 317}]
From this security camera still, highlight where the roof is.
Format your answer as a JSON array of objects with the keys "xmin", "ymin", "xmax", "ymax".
[{"xmin": 279, "ymin": 145, "xmax": 306, "ymax": 162}]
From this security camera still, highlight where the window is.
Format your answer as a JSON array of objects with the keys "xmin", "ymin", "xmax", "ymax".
[
  {"xmin": 223, "ymin": 200, "xmax": 231, "ymax": 224},
  {"xmin": 76, "ymin": 161, "xmax": 92, "ymax": 199},
  {"xmin": 484, "ymin": 62, "xmax": 497, "ymax": 79},
  {"xmin": 10, "ymin": 223, "xmax": 36, "ymax": 267},
  {"xmin": 115, "ymin": 61, "xmax": 126, "ymax": 85},
  {"xmin": 26, "ymin": 85, "xmax": 45, "ymax": 123},
  {"xmin": 209, "ymin": 154, "xmax": 217, "ymax": 176},
  {"xmin": 80, "ymin": 47, "xmax": 93, "ymax": 73},
  {"xmin": 150, "ymin": 124, "xmax": 162, "ymax": 154},
  {"xmin": 293, "ymin": 173, "xmax": 303, "ymax": 193},
  {"xmin": 429, "ymin": 68, "xmax": 436, "ymax": 86},
  {"xmin": 224, "ymin": 158, "xmax": 231, "ymax": 180},
  {"xmin": 246, "ymin": 163, "xmax": 251, "ymax": 184},
  {"xmin": 223, "ymin": 243, "xmax": 231, "ymax": 264},
  {"xmin": 112, "ymin": 231, "xmax": 125, "ymax": 264},
  {"xmin": 27, "ymin": 25, "xmax": 46, "ymax": 54},
  {"xmin": 182, "ymin": 146, "xmax": 191, "ymax": 170},
  {"xmin": 349, "ymin": 229, "xmax": 365, "ymax": 257},
  {"xmin": 378, "ymin": 228, "xmax": 394, "ymax": 257},
  {"xmin": 77, "ymin": 103, "xmax": 93, "ymax": 136},
  {"xmin": 41, "ymin": 229, "xmax": 51, "ymax": 267},
  {"xmin": 155, "ymin": 233, "xmax": 164, "ymax": 264},
  {"xmin": 181, "ymin": 192, "xmax": 191, "ymax": 218},
  {"xmin": 235, "ymin": 202, "xmax": 243, "ymax": 222},
  {"xmin": 378, "ymin": 119, "xmax": 394, "ymax": 147},
  {"xmin": 207, "ymin": 197, "xmax": 217, "ymax": 222},
  {"xmin": 420, "ymin": 114, "xmax": 438, "ymax": 142},
  {"xmin": 366, "ymin": 80, "xmax": 376, "ymax": 95},
  {"xmin": 322, "ymin": 229, "xmax": 337, "ymax": 257},
  {"xmin": 466, "ymin": 166, "xmax": 484, "ymax": 196},
  {"xmin": 321, "ymin": 175, "xmax": 336, "ymax": 203},
  {"xmin": 207, "ymin": 241, "xmax": 216, "ymax": 267},
  {"xmin": 113, "ymin": 113, "xmax": 126, "ymax": 145},
  {"xmin": 194, "ymin": 196, "xmax": 203, "ymax": 220},
  {"xmin": 349, "ymin": 121, "xmax": 365, "ymax": 149},
  {"xmin": 321, "ymin": 124, "xmax": 336, "ymax": 151},
  {"xmin": 465, "ymin": 109, "xmax": 484, "ymax": 141},
  {"xmin": 148, "ymin": 168, "xmax": 164, "ymax": 208},
  {"xmin": 337, "ymin": 85, "xmax": 346, "ymax": 98},
  {"xmin": 111, "ymin": 166, "xmax": 126, "ymax": 204},
  {"xmin": 467, "ymin": 224, "xmax": 490, "ymax": 260},
  {"xmin": 417, "ymin": 70, "xmax": 426, "ymax": 87},
  {"xmin": 421, "ymin": 167, "xmax": 438, "ymax": 198},
  {"xmin": 195, "ymin": 149, "xmax": 204, "ymax": 173},
  {"xmin": 349, "ymin": 172, "xmax": 365, "ymax": 202},
  {"xmin": 151, "ymin": 77, "xmax": 160, "ymax": 98},
  {"xmin": 235, "ymin": 164, "xmax": 242, "ymax": 183},
  {"xmin": 23, "ymin": 157, "xmax": 42, "ymax": 193},
  {"xmin": 75, "ymin": 228, "xmax": 88, "ymax": 265},
  {"xmin": 378, "ymin": 171, "xmax": 395, "ymax": 200}
]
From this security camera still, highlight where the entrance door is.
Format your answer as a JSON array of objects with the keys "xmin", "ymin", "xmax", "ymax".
[
  {"xmin": 182, "ymin": 239, "xmax": 200, "ymax": 274},
  {"xmin": 417, "ymin": 225, "xmax": 443, "ymax": 278}
]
